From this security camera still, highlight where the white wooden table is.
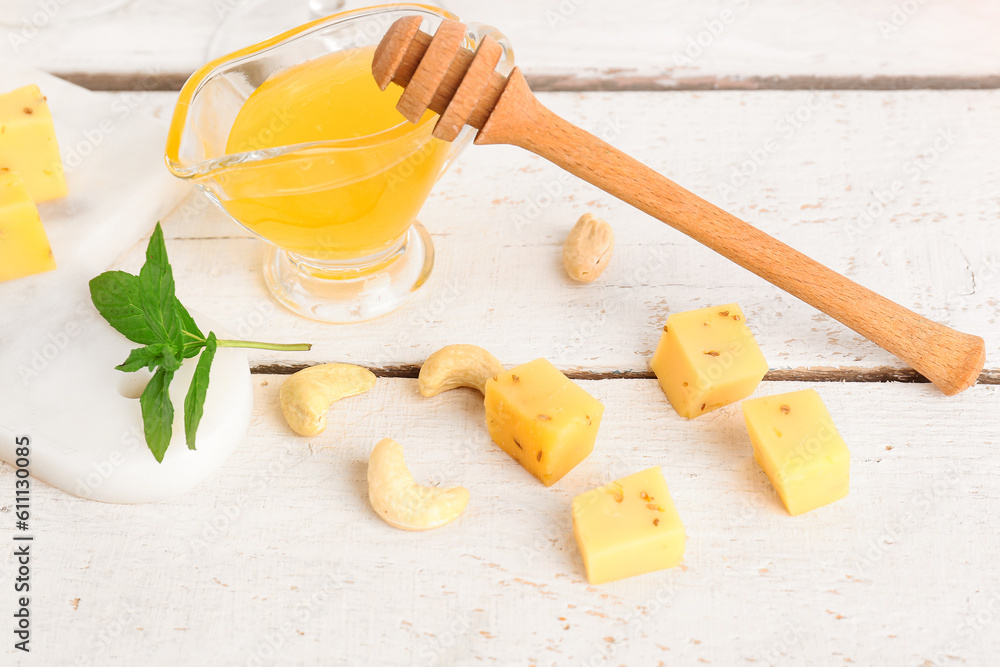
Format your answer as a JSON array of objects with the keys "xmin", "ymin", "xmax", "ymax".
[{"xmin": 3, "ymin": 2, "xmax": 1000, "ymax": 665}]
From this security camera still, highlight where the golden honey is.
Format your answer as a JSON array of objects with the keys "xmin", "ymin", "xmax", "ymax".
[{"xmin": 221, "ymin": 46, "xmax": 449, "ymax": 261}]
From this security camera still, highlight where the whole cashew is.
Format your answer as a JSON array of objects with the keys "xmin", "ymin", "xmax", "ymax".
[
  {"xmin": 563, "ymin": 213, "xmax": 615, "ymax": 283},
  {"xmin": 279, "ymin": 363, "xmax": 376, "ymax": 436},
  {"xmin": 418, "ymin": 344, "xmax": 504, "ymax": 397},
  {"xmin": 367, "ymin": 438, "xmax": 469, "ymax": 531}
]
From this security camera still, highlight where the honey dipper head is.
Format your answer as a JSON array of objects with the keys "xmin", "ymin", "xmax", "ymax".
[
  {"xmin": 371, "ymin": 15, "xmax": 424, "ymax": 91},
  {"xmin": 372, "ymin": 16, "xmax": 509, "ymax": 142}
]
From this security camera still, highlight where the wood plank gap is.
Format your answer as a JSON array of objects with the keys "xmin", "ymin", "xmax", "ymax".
[
  {"xmin": 249, "ymin": 363, "xmax": 1000, "ymax": 385},
  {"xmin": 525, "ymin": 73, "xmax": 1000, "ymax": 92},
  {"xmin": 55, "ymin": 71, "xmax": 1000, "ymax": 93}
]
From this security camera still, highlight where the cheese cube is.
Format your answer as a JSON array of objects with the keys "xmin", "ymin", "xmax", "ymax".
[
  {"xmin": 742, "ymin": 388, "xmax": 850, "ymax": 516},
  {"xmin": 484, "ymin": 358, "xmax": 603, "ymax": 487},
  {"xmin": 0, "ymin": 170, "xmax": 57, "ymax": 282},
  {"xmin": 572, "ymin": 466, "xmax": 685, "ymax": 585},
  {"xmin": 650, "ymin": 303, "xmax": 768, "ymax": 419},
  {"xmin": 0, "ymin": 84, "xmax": 67, "ymax": 203}
]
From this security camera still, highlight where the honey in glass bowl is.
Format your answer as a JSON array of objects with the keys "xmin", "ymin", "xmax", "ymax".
[
  {"xmin": 221, "ymin": 46, "xmax": 450, "ymax": 262},
  {"xmin": 165, "ymin": 5, "xmax": 515, "ymax": 322}
]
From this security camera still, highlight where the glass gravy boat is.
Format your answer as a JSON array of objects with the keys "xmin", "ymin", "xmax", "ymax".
[{"xmin": 165, "ymin": 4, "xmax": 513, "ymax": 322}]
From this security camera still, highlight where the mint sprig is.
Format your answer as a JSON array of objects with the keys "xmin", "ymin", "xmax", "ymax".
[{"xmin": 90, "ymin": 223, "xmax": 311, "ymax": 462}]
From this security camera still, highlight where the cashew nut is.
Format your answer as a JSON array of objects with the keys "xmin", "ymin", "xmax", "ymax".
[
  {"xmin": 367, "ymin": 438, "xmax": 469, "ymax": 530},
  {"xmin": 563, "ymin": 213, "xmax": 615, "ymax": 283},
  {"xmin": 418, "ymin": 344, "xmax": 504, "ymax": 397},
  {"xmin": 279, "ymin": 363, "xmax": 376, "ymax": 436}
]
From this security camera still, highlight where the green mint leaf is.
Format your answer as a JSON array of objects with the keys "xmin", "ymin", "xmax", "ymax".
[
  {"xmin": 160, "ymin": 343, "xmax": 183, "ymax": 373},
  {"xmin": 116, "ymin": 344, "xmax": 169, "ymax": 372},
  {"xmin": 89, "ymin": 271, "xmax": 159, "ymax": 345},
  {"xmin": 140, "ymin": 367, "xmax": 175, "ymax": 463},
  {"xmin": 183, "ymin": 332, "xmax": 217, "ymax": 450},
  {"xmin": 175, "ymin": 298, "xmax": 204, "ymax": 357},
  {"xmin": 138, "ymin": 223, "xmax": 183, "ymax": 349},
  {"xmin": 115, "ymin": 342, "xmax": 187, "ymax": 374},
  {"xmin": 181, "ymin": 341, "xmax": 207, "ymax": 359}
]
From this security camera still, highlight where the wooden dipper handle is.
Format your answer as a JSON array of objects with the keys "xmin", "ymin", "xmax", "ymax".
[{"xmin": 374, "ymin": 17, "xmax": 986, "ymax": 395}]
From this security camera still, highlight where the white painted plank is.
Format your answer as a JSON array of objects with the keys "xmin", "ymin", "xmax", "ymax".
[
  {"xmin": 479, "ymin": 0, "xmax": 1000, "ymax": 84},
  {"xmin": 0, "ymin": 0, "xmax": 997, "ymax": 85},
  {"xmin": 125, "ymin": 89, "xmax": 1000, "ymax": 373},
  {"xmin": 2, "ymin": 378, "xmax": 998, "ymax": 665}
]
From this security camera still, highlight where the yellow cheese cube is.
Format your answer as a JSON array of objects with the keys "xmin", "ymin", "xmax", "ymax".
[
  {"xmin": 0, "ymin": 84, "xmax": 67, "ymax": 203},
  {"xmin": 572, "ymin": 466, "xmax": 685, "ymax": 585},
  {"xmin": 0, "ymin": 170, "xmax": 56, "ymax": 282},
  {"xmin": 650, "ymin": 303, "xmax": 768, "ymax": 419},
  {"xmin": 742, "ymin": 388, "xmax": 850, "ymax": 516},
  {"xmin": 484, "ymin": 358, "xmax": 603, "ymax": 487}
]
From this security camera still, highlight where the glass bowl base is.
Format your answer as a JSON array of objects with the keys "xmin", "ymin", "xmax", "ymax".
[{"xmin": 262, "ymin": 222, "xmax": 434, "ymax": 323}]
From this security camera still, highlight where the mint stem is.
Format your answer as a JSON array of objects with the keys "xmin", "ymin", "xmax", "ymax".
[{"xmin": 216, "ymin": 339, "xmax": 312, "ymax": 352}]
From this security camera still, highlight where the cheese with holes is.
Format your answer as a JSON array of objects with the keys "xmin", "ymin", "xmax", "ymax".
[
  {"xmin": 572, "ymin": 466, "xmax": 685, "ymax": 584},
  {"xmin": 0, "ymin": 84, "xmax": 67, "ymax": 203},
  {"xmin": 742, "ymin": 388, "xmax": 850, "ymax": 516},
  {"xmin": 0, "ymin": 170, "xmax": 56, "ymax": 282},
  {"xmin": 484, "ymin": 358, "xmax": 603, "ymax": 487},
  {"xmin": 650, "ymin": 303, "xmax": 768, "ymax": 419}
]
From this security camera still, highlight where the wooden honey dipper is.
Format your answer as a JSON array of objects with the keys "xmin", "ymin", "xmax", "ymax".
[{"xmin": 373, "ymin": 17, "xmax": 986, "ymax": 395}]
